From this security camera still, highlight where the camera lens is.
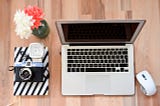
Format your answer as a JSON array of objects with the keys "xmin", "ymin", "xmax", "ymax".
[
  {"xmin": 21, "ymin": 70, "xmax": 30, "ymax": 78},
  {"xmin": 19, "ymin": 68, "xmax": 32, "ymax": 81}
]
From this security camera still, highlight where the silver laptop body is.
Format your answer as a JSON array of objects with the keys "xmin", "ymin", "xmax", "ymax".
[{"xmin": 56, "ymin": 20, "xmax": 145, "ymax": 95}]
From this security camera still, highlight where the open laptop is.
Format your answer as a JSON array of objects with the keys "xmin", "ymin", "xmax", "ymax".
[{"xmin": 56, "ymin": 20, "xmax": 145, "ymax": 95}]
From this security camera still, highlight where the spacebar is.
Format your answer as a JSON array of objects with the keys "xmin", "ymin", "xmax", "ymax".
[{"xmin": 86, "ymin": 68, "xmax": 105, "ymax": 72}]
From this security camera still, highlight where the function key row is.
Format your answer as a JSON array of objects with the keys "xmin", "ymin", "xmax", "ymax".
[
  {"xmin": 67, "ymin": 63, "xmax": 128, "ymax": 67},
  {"xmin": 67, "ymin": 48, "xmax": 128, "ymax": 51}
]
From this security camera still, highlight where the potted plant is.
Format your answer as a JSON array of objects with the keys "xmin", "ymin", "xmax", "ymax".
[{"xmin": 14, "ymin": 5, "xmax": 49, "ymax": 39}]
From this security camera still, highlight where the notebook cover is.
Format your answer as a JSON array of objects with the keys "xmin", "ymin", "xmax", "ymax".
[{"xmin": 13, "ymin": 47, "xmax": 49, "ymax": 96}]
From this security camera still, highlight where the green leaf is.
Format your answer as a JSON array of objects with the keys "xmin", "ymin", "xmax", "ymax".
[{"xmin": 32, "ymin": 20, "xmax": 50, "ymax": 38}]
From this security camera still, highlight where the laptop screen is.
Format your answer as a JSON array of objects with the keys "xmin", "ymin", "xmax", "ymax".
[{"xmin": 56, "ymin": 20, "xmax": 145, "ymax": 44}]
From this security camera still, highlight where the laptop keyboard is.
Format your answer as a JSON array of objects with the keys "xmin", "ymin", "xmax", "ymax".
[{"xmin": 67, "ymin": 48, "xmax": 129, "ymax": 72}]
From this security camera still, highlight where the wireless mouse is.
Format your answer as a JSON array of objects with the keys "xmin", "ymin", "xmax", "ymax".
[{"xmin": 136, "ymin": 70, "xmax": 157, "ymax": 96}]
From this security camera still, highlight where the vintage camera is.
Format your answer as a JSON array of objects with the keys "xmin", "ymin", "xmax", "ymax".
[{"xmin": 14, "ymin": 60, "xmax": 45, "ymax": 82}]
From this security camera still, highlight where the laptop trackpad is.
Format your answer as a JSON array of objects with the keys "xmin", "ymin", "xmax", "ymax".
[{"xmin": 85, "ymin": 75, "xmax": 110, "ymax": 94}]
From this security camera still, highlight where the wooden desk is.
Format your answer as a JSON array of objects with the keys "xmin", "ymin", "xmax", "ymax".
[{"xmin": 0, "ymin": 0, "xmax": 160, "ymax": 106}]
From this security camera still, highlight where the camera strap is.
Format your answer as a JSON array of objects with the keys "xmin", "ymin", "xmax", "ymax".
[
  {"xmin": 42, "ymin": 67, "xmax": 50, "ymax": 79},
  {"xmin": 8, "ymin": 66, "xmax": 14, "ymax": 71}
]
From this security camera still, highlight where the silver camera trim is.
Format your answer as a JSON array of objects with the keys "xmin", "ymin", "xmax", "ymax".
[
  {"xmin": 19, "ymin": 68, "xmax": 32, "ymax": 81},
  {"xmin": 15, "ymin": 61, "xmax": 43, "ymax": 67}
]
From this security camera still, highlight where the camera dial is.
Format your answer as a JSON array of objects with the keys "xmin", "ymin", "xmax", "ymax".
[{"xmin": 19, "ymin": 68, "xmax": 32, "ymax": 80}]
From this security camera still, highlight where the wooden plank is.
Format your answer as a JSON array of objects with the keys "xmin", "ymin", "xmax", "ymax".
[{"xmin": 0, "ymin": 0, "xmax": 160, "ymax": 106}]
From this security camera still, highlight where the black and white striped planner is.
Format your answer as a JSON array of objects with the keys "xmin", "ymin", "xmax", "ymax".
[{"xmin": 13, "ymin": 47, "xmax": 49, "ymax": 96}]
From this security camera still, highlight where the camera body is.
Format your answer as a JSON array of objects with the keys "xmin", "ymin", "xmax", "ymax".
[{"xmin": 14, "ymin": 61, "xmax": 45, "ymax": 82}]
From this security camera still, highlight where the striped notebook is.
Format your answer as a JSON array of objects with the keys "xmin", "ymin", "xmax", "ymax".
[{"xmin": 13, "ymin": 47, "xmax": 49, "ymax": 96}]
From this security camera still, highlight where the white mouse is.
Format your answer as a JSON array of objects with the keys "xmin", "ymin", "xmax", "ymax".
[{"xmin": 136, "ymin": 70, "xmax": 157, "ymax": 96}]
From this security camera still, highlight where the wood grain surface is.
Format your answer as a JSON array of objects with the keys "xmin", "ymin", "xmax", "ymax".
[{"xmin": 0, "ymin": 0, "xmax": 160, "ymax": 106}]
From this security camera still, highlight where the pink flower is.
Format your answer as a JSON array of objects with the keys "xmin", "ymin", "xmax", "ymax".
[{"xmin": 24, "ymin": 5, "xmax": 44, "ymax": 29}]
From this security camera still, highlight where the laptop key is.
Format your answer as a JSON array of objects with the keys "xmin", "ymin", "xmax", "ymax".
[
  {"xmin": 71, "ymin": 68, "xmax": 75, "ymax": 72},
  {"xmin": 68, "ymin": 60, "xmax": 73, "ymax": 63},
  {"xmin": 67, "ymin": 49, "xmax": 71, "ymax": 51},
  {"xmin": 77, "ymin": 64, "xmax": 80, "ymax": 67},
  {"xmin": 78, "ymin": 56, "xmax": 81, "ymax": 59},
  {"xmin": 75, "ymin": 52, "xmax": 79, "ymax": 55},
  {"xmin": 111, "ymin": 55, "xmax": 115, "ymax": 59},
  {"xmin": 67, "ymin": 56, "xmax": 72, "ymax": 59},
  {"xmin": 95, "ymin": 56, "xmax": 98, "ymax": 59},
  {"xmin": 125, "ymin": 55, "xmax": 128, "ymax": 58},
  {"xmin": 120, "ymin": 55, "xmax": 123, "ymax": 59},
  {"xmin": 81, "ymin": 68, "xmax": 84, "ymax": 72},
  {"xmin": 115, "ymin": 64, "xmax": 118, "ymax": 67},
  {"xmin": 75, "ymin": 60, "xmax": 78, "ymax": 63},
  {"xmin": 118, "ymin": 51, "xmax": 121, "ymax": 54},
  {"xmin": 112, "ymin": 68, "xmax": 116, "ymax": 72},
  {"xmin": 73, "ymin": 64, "xmax": 76, "ymax": 67},
  {"xmin": 106, "ymin": 68, "xmax": 111, "ymax": 72},
  {"xmin": 125, "ymin": 69, "xmax": 128, "ymax": 72},
  {"xmin": 125, "ymin": 58, "xmax": 128, "ymax": 63},
  {"xmin": 123, "ymin": 51, "xmax": 128, "ymax": 54},
  {"xmin": 86, "ymin": 68, "xmax": 105, "ymax": 72},
  {"xmin": 68, "ymin": 64, "xmax": 71, "ymax": 67},
  {"xmin": 67, "ymin": 52, "xmax": 71, "ymax": 55},
  {"xmin": 120, "ymin": 68, "xmax": 124, "ymax": 72},
  {"xmin": 117, "ymin": 69, "xmax": 120, "ymax": 72},
  {"xmin": 111, "ymin": 64, "xmax": 114, "ymax": 67},
  {"xmin": 120, "ymin": 64, "xmax": 128, "ymax": 67},
  {"xmin": 122, "ymin": 59, "xmax": 125, "ymax": 63},
  {"xmin": 94, "ymin": 64, "xmax": 97, "ymax": 67},
  {"xmin": 68, "ymin": 68, "xmax": 71, "ymax": 72},
  {"xmin": 86, "ymin": 64, "xmax": 89, "ymax": 67},
  {"xmin": 117, "ymin": 60, "xmax": 120, "ymax": 63}
]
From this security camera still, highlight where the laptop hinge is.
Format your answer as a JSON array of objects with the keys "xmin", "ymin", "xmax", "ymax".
[{"xmin": 69, "ymin": 43, "xmax": 126, "ymax": 46}]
